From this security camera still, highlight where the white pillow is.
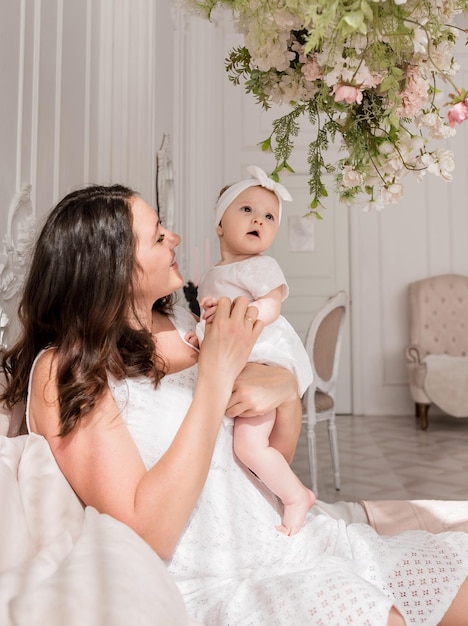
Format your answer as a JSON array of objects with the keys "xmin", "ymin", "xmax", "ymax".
[
  {"xmin": 8, "ymin": 507, "xmax": 191, "ymax": 625},
  {"xmin": 1, "ymin": 433, "xmax": 196, "ymax": 625},
  {"xmin": 0, "ymin": 437, "xmax": 36, "ymax": 572},
  {"xmin": 17, "ymin": 434, "xmax": 85, "ymax": 550}
]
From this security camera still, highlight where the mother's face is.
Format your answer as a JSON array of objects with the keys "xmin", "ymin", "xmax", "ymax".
[{"xmin": 131, "ymin": 196, "xmax": 183, "ymax": 306}]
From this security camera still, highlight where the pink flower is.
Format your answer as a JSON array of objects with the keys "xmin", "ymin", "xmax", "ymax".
[
  {"xmin": 301, "ymin": 57, "xmax": 322, "ymax": 82},
  {"xmin": 332, "ymin": 84, "xmax": 363, "ymax": 105},
  {"xmin": 397, "ymin": 66, "xmax": 429, "ymax": 118},
  {"xmin": 447, "ymin": 99, "xmax": 468, "ymax": 127}
]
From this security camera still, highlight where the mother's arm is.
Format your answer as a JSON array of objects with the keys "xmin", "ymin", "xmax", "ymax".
[
  {"xmin": 226, "ymin": 363, "xmax": 302, "ymax": 463},
  {"xmin": 29, "ymin": 297, "xmax": 263, "ymax": 561}
]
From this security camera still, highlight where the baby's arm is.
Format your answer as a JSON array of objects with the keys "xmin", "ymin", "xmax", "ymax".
[
  {"xmin": 250, "ymin": 286, "xmax": 283, "ymax": 325},
  {"xmin": 201, "ymin": 286, "xmax": 283, "ymax": 326}
]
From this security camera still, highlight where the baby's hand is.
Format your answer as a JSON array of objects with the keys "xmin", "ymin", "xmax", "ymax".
[
  {"xmin": 200, "ymin": 297, "xmax": 218, "ymax": 324},
  {"xmin": 185, "ymin": 331, "xmax": 200, "ymax": 348}
]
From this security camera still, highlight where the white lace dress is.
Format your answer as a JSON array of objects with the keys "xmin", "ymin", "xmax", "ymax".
[{"xmin": 109, "ymin": 307, "xmax": 468, "ymax": 626}]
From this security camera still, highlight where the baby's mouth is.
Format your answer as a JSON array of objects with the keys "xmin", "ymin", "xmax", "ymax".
[{"xmin": 247, "ymin": 230, "xmax": 260, "ymax": 237}]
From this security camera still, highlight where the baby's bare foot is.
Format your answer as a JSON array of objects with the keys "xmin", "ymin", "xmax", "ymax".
[
  {"xmin": 275, "ymin": 487, "xmax": 316, "ymax": 536},
  {"xmin": 276, "ymin": 523, "xmax": 292, "ymax": 536}
]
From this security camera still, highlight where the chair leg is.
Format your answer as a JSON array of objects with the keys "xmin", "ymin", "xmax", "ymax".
[
  {"xmin": 415, "ymin": 403, "xmax": 429, "ymax": 430},
  {"xmin": 327, "ymin": 418, "xmax": 341, "ymax": 491},
  {"xmin": 306, "ymin": 427, "xmax": 319, "ymax": 496}
]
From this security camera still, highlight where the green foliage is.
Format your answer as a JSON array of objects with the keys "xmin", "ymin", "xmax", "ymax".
[{"xmin": 185, "ymin": 0, "xmax": 468, "ymax": 210}]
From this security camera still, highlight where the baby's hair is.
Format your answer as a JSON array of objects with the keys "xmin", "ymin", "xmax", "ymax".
[{"xmin": 217, "ymin": 184, "xmax": 231, "ymax": 200}]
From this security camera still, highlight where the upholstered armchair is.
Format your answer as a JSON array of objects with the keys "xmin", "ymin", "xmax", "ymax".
[{"xmin": 405, "ymin": 274, "xmax": 468, "ymax": 430}]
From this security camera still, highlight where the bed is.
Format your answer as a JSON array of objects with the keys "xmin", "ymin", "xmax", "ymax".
[{"xmin": 0, "ymin": 412, "xmax": 199, "ymax": 625}]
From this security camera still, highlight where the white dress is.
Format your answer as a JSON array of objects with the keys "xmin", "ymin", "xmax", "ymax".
[
  {"xmin": 197, "ymin": 256, "xmax": 313, "ymax": 396},
  {"xmin": 108, "ymin": 306, "xmax": 468, "ymax": 626}
]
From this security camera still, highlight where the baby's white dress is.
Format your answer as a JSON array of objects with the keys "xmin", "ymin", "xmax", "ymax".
[
  {"xmin": 109, "ymin": 306, "xmax": 468, "ymax": 626},
  {"xmin": 197, "ymin": 256, "xmax": 313, "ymax": 395}
]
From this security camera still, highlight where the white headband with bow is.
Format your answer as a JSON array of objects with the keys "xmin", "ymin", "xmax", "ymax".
[{"xmin": 214, "ymin": 166, "xmax": 292, "ymax": 230}]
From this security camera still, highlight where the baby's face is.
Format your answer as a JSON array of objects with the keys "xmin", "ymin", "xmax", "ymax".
[{"xmin": 217, "ymin": 187, "xmax": 280, "ymax": 259}]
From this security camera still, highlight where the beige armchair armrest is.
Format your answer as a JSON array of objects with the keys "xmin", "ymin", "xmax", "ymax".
[
  {"xmin": 405, "ymin": 344, "xmax": 429, "ymax": 418},
  {"xmin": 405, "ymin": 344, "xmax": 423, "ymax": 364}
]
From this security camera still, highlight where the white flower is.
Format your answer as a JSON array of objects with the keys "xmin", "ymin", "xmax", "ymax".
[
  {"xmin": 429, "ymin": 40, "xmax": 458, "ymax": 76},
  {"xmin": 411, "ymin": 24, "xmax": 429, "ymax": 54},
  {"xmin": 342, "ymin": 166, "xmax": 364, "ymax": 188},
  {"xmin": 437, "ymin": 149, "xmax": 456, "ymax": 181},
  {"xmin": 420, "ymin": 149, "xmax": 455, "ymax": 181},
  {"xmin": 362, "ymin": 198, "xmax": 386, "ymax": 212},
  {"xmin": 379, "ymin": 183, "xmax": 405, "ymax": 205},
  {"xmin": 378, "ymin": 142, "xmax": 405, "ymax": 173},
  {"xmin": 416, "ymin": 112, "xmax": 456, "ymax": 140}
]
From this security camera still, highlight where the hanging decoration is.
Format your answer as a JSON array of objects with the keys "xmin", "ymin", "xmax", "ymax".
[{"xmin": 184, "ymin": 0, "xmax": 468, "ymax": 213}]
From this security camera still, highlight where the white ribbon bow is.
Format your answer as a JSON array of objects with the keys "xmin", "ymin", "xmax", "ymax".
[
  {"xmin": 245, "ymin": 166, "xmax": 292, "ymax": 203},
  {"xmin": 214, "ymin": 166, "xmax": 292, "ymax": 229}
]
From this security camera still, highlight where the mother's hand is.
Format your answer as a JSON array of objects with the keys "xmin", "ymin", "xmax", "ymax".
[
  {"xmin": 227, "ymin": 363, "xmax": 302, "ymax": 463},
  {"xmin": 227, "ymin": 363, "xmax": 298, "ymax": 418},
  {"xmin": 197, "ymin": 297, "xmax": 264, "ymax": 391}
]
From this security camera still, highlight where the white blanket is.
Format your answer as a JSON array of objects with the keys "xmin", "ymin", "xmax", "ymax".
[
  {"xmin": 0, "ymin": 434, "xmax": 192, "ymax": 625},
  {"xmin": 424, "ymin": 354, "xmax": 468, "ymax": 417}
]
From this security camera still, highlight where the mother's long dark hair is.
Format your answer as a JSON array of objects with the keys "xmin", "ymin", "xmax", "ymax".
[{"xmin": 1, "ymin": 184, "xmax": 170, "ymax": 435}]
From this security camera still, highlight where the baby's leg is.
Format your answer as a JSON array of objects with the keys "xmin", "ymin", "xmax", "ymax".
[{"xmin": 234, "ymin": 412, "xmax": 315, "ymax": 535}]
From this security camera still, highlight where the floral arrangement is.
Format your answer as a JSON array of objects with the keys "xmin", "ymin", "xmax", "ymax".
[{"xmin": 184, "ymin": 0, "xmax": 468, "ymax": 214}]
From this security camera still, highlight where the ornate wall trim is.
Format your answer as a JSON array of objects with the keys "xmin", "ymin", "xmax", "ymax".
[{"xmin": 0, "ymin": 184, "xmax": 36, "ymax": 347}]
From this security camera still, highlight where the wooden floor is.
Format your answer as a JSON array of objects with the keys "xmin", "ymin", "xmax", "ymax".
[{"xmin": 291, "ymin": 413, "xmax": 468, "ymax": 503}]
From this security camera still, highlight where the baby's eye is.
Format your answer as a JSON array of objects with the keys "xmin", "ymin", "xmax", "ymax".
[
  {"xmin": 156, "ymin": 233, "xmax": 165, "ymax": 243},
  {"xmin": 241, "ymin": 205, "xmax": 252, "ymax": 213},
  {"xmin": 266, "ymin": 213, "xmax": 274, "ymax": 221}
]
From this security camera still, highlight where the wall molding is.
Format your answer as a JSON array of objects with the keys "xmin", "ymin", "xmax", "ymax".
[{"xmin": 0, "ymin": 185, "xmax": 36, "ymax": 347}]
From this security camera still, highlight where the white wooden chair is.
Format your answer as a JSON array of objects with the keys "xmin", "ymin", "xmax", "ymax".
[{"xmin": 302, "ymin": 291, "xmax": 347, "ymax": 495}]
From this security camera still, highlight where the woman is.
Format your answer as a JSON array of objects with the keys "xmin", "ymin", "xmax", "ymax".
[{"xmin": 2, "ymin": 184, "xmax": 468, "ymax": 625}]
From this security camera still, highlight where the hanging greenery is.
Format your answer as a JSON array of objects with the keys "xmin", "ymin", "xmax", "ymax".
[{"xmin": 184, "ymin": 0, "xmax": 468, "ymax": 214}]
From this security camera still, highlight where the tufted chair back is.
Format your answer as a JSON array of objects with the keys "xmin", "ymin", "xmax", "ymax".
[
  {"xmin": 408, "ymin": 274, "xmax": 468, "ymax": 359},
  {"xmin": 406, "ymin": 274, "xmax": 468, "ymax": 429}
]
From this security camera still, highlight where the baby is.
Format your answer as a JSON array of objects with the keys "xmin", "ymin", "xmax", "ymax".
[{"xmin": 187, "ymin": 166, "xmax": 315, "ymax": 535}]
